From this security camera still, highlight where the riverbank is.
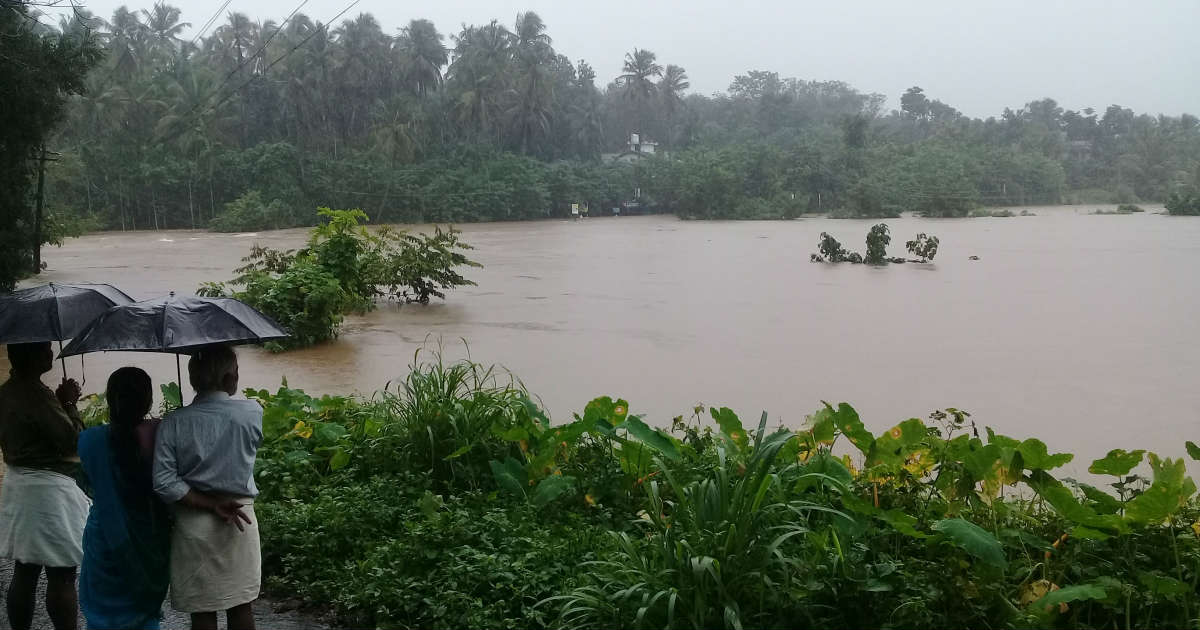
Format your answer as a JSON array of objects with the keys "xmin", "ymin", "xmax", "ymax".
[{"xmin": 241, "ymin": 361, "xmax": 1200, "ymax": 629}]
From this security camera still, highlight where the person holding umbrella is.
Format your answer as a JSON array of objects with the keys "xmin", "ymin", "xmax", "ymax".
[
  {"xmin": 0, "ymin": 342, "xmax": 88, "ymax": 630},
  {"xmin": 153, "ymin": 345, "xmax": 261, "ymax": 630}
]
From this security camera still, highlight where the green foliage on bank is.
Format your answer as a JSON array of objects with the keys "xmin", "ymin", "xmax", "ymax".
[
  {"xmin": 0, "ymin": 4, "xmax": 102, "ymax": 290},
  {"xmin": 17, "ymin": 3, "xmax": 1195, "ymax": 236},
  {"xmin": 1167, "ymin": 190, "xmax": 1200, "ymax": 216},
  {"xmin": 198, "ymin": 209, "xmax": 480, "ymax": 349},
  {"xmin": 240, "ymin": 351, "xmax": 1200, "ymax": 629}
]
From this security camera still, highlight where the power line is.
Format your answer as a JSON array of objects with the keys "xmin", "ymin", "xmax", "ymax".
[
  {"xmin": 204, "ymin": 0, "xmax": 307, "ymax": 113},
  {"xmin": 155, "ymin": 0, "xmax": 351, "ymax": 147},
  {"xmin": 190, "ymin": 0, "xmax": 230, "ymax": 46}
]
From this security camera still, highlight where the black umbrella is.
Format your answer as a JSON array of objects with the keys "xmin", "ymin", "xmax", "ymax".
[
  {"xmin": 0, "ymin": 282, "xmax": 135, "ymax": 379},
  {"xmin": 59, "ymin": 293, "xmax": 290, "ymax": 385}
]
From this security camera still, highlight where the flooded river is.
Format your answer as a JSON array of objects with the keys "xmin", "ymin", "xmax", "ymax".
[{"xmin": 6, "ymin": 205, "xmax": 1199, "ymax": 477}]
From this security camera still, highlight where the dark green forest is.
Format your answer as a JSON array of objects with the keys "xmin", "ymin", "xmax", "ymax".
[{"xmin": 13, "ymin": 2, "xmax": 1200, "ymax": 235}]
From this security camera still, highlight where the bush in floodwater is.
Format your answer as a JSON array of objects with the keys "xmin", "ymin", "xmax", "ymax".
[
  {"xmin": 864, "ymin": 222, "xmax": 891, "ymax": 264},
  {"xmin": 906, "ymin": 232, "xmax": 939, "ymax": 262},
  {"xmin": 1166, "ymin": 191, "xmax": 1200, "ymax": 215},
  {"xmin": 813, "ymin": 232, "xmax": 852, "ymax": 262},
  {"xmin": 1118, "ymin": 204, "xmax": 1145, "ymax": 213},
  {"xmin": 199, "ymin": 208, "xmax": 481, "ymax": 350},
  {"xmin": 209, "ymin": 190, "xmax": 293, "ymax": 232}
]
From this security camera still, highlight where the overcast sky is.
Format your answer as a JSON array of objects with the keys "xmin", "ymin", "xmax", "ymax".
[{"xmin": 47, "ymin": 0, "xmax": 1200, "ymax": 118}]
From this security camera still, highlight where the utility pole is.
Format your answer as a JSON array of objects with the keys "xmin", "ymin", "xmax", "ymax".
[{"xmin": 31, "ymin": 146, "xmax": 60, "ymax": 273}]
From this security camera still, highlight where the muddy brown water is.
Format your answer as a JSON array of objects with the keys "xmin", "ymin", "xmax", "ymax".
[{"xmin": 4, "ymin": 205, "xmax": 1199, "ymax": 480}]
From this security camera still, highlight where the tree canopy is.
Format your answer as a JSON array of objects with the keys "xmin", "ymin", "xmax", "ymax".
[
  {"xmin": 16, "ymin": 4, "xmax": 1200, "ymax": 235},
  {"xmin": 0, "ymin": 0, "xmax": 101, "ymax": 290}
]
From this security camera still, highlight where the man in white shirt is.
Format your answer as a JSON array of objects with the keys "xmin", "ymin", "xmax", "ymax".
[{"xmin": 153, "ymin": 345, "xmax": 261, "ymax": 630}]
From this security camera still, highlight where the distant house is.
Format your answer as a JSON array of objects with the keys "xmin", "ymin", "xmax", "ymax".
[{"xmin": 601, "ymin": 133, "xmax": 659, "ymax": 164}]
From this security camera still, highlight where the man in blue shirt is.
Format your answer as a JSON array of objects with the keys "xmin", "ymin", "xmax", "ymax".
[{"xmin": 153, "ymin": 345, "xmax": 261, "ymax": 630}]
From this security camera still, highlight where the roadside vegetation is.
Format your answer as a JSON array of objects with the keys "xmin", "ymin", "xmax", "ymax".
[
  {"xmin": 74, "ymin": 350, "xmax": 1200, "ymax": 629},
  {"xmin": 198, "ymin": 209, "xmax": 480, "ymax": 350}
]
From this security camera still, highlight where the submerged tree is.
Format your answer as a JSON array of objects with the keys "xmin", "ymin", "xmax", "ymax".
[
  {"xmin": 864, "ymin": 223, "xmax": 891, "ymax": 264},
  {"xmin": 905, "ymin": 233, "xmax": 940, "ymax": 262}
]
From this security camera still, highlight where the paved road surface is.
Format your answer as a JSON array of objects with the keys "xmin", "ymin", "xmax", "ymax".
[{"xmin": 0, "ymin": 558, "xmax": 330, "ymax": 630}]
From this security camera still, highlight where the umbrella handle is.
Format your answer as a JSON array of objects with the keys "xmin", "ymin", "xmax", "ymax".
[{"xmin": 57, "ymin": 340, "xmax": 66, "ymax": 382}]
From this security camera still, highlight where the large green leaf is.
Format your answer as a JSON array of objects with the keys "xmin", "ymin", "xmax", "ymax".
[
  {"xmin": 328, "ymin": 447, "xmax": 350, "ymax": 471},
  {"xmin": 868, "ymin": 418, "xmax": 928, "ymax": 467},
  {"xmin": 795, "ymin": 451, "xmax": 853, "ymax": 492},
  {"xmin": 828, "ymin": 402, "xmax": 874, "ymax": 455},
  {"xmin": 489, "ymin": 457, "xmax": 528, "ymax": 499},
  {"xmin": 1125, "ymin": 454, "xmax": 1197, "ymax": 524},
  {"xmin": 1137, "ymin": 571, "xmax": 1191, "ymax": 598},
  {"xmin": 879, "ymin": 509, "xmax": 927, "ymax": 539},
  {"xmin": 932, "ymin": 518, "xmax": 1006, "ymax": 569},
  {"xmin": 1031, "ymin": 583, "xmax": 1108, "ymax": 611},
  {"xmin": 710, "ymin": 407, "xmax": 748, "ymax": 451},
  {"xmin": 1026, "ymin": 471, "xmax": 1128, "ymax": 533},
  {"xmin": 802, "ymin": 406, "xmax": 836, "ymax": 445},
  {"xmin": 985, "ymin": 427, "xmax": 1020, "ymax": 449},
  {"xmin": 1088, "ymin": 449, "xmax": 1145, "ymax": 476},
  {"xmin": 312, "ymin": 421, "xmax": 348, "ymax": 446},
  {"xmin": 1077, "ymin": 483, "xmax": 1122, "ymax": 515},
  {"xmin": 963, "ymin": 443, "xmax": 1003, "ymax": 481},
  {"xmin": 622, "ymin": 416, "xmax": 682, "ymax": 461},
  {"xmin": 1186, "ymin": 441, "xmax": 1200, "ymax": 461},
  {"xmin": 1017, "ymin": 438, "xmax": 1073, "ymax": 470},
  {"xmin": 530, "ymin": 474, "xmax": 576, "ymax": 508}
]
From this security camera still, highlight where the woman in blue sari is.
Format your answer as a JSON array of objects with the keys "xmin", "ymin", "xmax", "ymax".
[{"xmin": 77, "ymin": 367, "xmax": 171, "ymax": 630}]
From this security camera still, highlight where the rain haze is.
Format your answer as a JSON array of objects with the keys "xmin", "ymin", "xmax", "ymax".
[
  {"xmin": 7, "ymin": 0, "xmax": 1200, "ymax": 626},
  {"xmin": 47, "ymin": 0, "xmax": 1200, "ymax": 116}
]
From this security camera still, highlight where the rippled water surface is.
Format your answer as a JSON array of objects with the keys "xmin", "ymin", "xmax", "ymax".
[{"xmin": 8, "ymin": 205, "xmax": 1199, "ymax": 477}]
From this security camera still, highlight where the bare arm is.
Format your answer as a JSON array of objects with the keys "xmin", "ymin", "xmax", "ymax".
[{"xmin": 177, "ymin": 489, "xmax": 252, "ymax": 531}]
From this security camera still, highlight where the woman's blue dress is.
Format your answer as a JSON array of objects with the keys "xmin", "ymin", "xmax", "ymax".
[{"xmin": 78, "ymin": 425, "xmax": 171, "ymax": 630}]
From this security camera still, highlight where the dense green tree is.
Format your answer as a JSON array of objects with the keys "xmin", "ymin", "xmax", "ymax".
[
  {"xmin": 0, "ymin": 3, "xmax": 102, "ymax": 289},
  {"xmin": 24, "ymin": 3, "xmax": 1200, "ymax": 235}
]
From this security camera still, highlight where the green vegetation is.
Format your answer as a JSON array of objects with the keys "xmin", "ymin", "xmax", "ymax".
[
  {"xmin": 864, "ymin": 223, "xmax": 891, "ymax": 264},
  {"xmin": 0, "ymin": 2, "xmax": 102, "ymax": 290},
  {"xmin": 4, "ymin": 4, "xmax": 1188, "ymax": 236},
  {"xmin": 198, "ymin": 209, "xmax": 480, "ymax": 349},
  {"xmin": 813, "ymin": 224, "xmax": 937, "ymax": 264},
  {"xmin": 230, "ymin": 351, "xmax": 1200, "ymax": 629},
  {"xmin": 906, "ymin": 233, "xmax": 940, "ymax": 262},
  {"xmin": 1167, "ymin": 191, "xmax": 1200, "ymax": 216}
]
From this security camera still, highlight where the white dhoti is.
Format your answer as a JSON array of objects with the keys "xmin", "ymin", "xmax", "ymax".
[
  {"xmin": 0, "ymin": 466, "xmax": 90, "ymax": 567},
  {"xmin": 169, "ymin": 498, "xmax": 262, "ymax": 612}
]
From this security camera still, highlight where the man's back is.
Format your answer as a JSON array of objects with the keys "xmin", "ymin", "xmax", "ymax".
[{"xmin": 152, "ymin": 391, "xmax": 262, "ymax": 502}]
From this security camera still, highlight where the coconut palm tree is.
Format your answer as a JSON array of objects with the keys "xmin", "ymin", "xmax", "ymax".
[
  {"xmin": 141, "ymin": 2, "xmax": 188, "ymax": 58},
  {"xmin": 396, "ymin": 19, "xmax": 447, "ymax": 97},
  {"xmin": 618, "ymin": 48, "xmax": 661, "ymax": 137},
  {"xmin": 659, "ymin": 64, "xmax": 689, "ymax": 149}
]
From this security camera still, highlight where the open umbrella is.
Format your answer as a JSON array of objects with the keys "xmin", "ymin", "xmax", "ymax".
[
  {"xmin": 0, "ymin": 282, "xmax": 135, "ymax": 379},
  {"xmin": 59, "ymin": 292, "xmax": 290, "ymax": 385}
]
